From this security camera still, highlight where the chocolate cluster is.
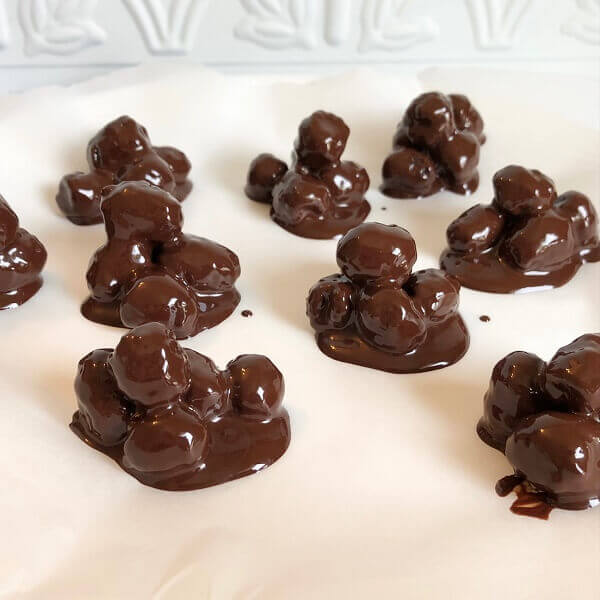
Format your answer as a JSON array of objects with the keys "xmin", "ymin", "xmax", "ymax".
[
  {"xmin": 441, "ymin": 165, "xmax": 600, "ymax": 293},
  {"xmin": 81, "ymin": 181, "xmax": 240, "ymax": 338},
  {"xmin": 0, "ymin": 195, "xmax": 47, "ymax": 309},
  {"xmin": 381, "ymin": 92, "xmax": 485, "ymax": 198},
  {"xmin": 56, "ymin": 116, "xmax": 192, "ymax": 225},
  {"xmin": 245, "ymin": 111, "xmax": 371, "ymax": 239},
  {"xmin": 70, "ymin": 322, "xmax": 290, "ymax": 490},
  {"xmin": 306, "ymin": 222, "xmax": 469, "ymax": 373},
  {"xmin": 479, "ymin": 333, "xmax": 600, "ymax": 515}
]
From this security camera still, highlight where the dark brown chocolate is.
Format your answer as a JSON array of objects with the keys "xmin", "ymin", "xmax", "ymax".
[
  {"xmin": 441, "ymin": 165, "xmax": 600, "ymax": 293},
  {"xmin": 381, "ymin": 92, "xmax": 485, "ymax": 199},
  {"xmin": 306, "ymin": 222, "xmax": 469, "ymax": 372},
  {"xmin": 245, "ymin": 111, "xmax": 371, "ymax": 239},
  {"xmin": 0, "ymin": 195, "xmax": 47, "ymax": 309},
  {"xmin": 81, "ymin": 181, "xmax": 240, "ymax": 338},
  {"xmin": 56, "ymin": 116, "xmax": 192, "ymax": 225},
  {"xmin": 478, "ymin": 333, "xmax": 600, "ymax": 515},
  {"xmin": 70, "ymin": 322, "xmax": 290, "ymax": 491}
]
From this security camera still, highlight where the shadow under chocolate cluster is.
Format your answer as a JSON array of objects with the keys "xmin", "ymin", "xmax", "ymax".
[
  {"xmin": 441, "ymin": 165, "xmax": 600, "ymax": 293},
  {"xmin": 245, "ymin": 110, "xmax": 370, "ymax": 239},
  {"xmin": 0, "ymin": 195, "xmax": 47, "ymax": 309},
  {"xmin": 479, "ymin": 333, "xmax": 600, "ymax": 514},
  {"xmin": 306, "ymin": 222, "xmax": 469, "ymax": 373},
  {"xmin": 71, "ymin": 322, "xmax": 290, "ymax": 491},
  {"xmin": 81, "ymin": 181, "xmax": 240, "ymax": 338},
  {"xmin": 381, "ymin": 92, "xmax": 485, "ymax": 198},
  {"xmin": 57, "ymin": 115, "xmax": 192, "ymax": 225}
]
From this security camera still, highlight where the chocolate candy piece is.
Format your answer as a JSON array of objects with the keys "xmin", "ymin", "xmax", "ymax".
[
  {"xmin": 109, "ymin": 323, "xmax": 191, "ymax": 407},
  {"xmin": 57, "ymin": 115, "xmax": 192, "ymax": 225},
  {"xmin": 478, "ymin": 351, "xmax": 547, "ymax": 451},
  {"xmin": 75, "ymin": 349, "xmax": 130, "ymax": 446},
  {"xmin": 246, "ymin": 111, "xmax": 370, "ymax": 238},
  {"xmin": 381, "ymin": 92, "xmax": 485, "ymax": 198},
  {"xmin": 545, "ymin": 333, "xmax": 600, "ymax": 416},
  {"xmin": 307, "ymin": 274, "xmax": 355, "ymax": 331},
  {"xmin": 446, "ymin": 204, "xmax": 505, "ymax": 253},
  {"xmin": 228, "ymin": 354, "xmax": 284, "ymax": 419},
  {"xmin": 441, "ymin": 165, "xmax": 599, "ymax": 293},
  {"xmin": 70, "ymin": 323, "xmax": 290, "ymax": 490},
  {"xmin": 493, "ymin": 165, "xmax": 556, "ymax": 216},
  {"xmin": 479, "ymin": 334, "xmax": 600, "ymax": 515},
  {"xmin": 381, "ymin": 148, "xmax": 440, "ymax": 198},
  {"xmin": 294, "ymin": 110, "xmax": 350, "ymax": 171},
  {"xmin": 307, "ymin": 222, "xmax": 469, "ymax": 373},
  {"xmin": 336, "ymin": 222, "xmax": 416, "ymax": 285},
  {"xmin": 82, "ymin": 181, "xmax": 240, "ymax": 338},
  {"xmin": 506, "ymin": 412, "xmax": 600, "ymax": 510},
  {"xmin": 0, "ymin": 195, "xmax": 47, "ymax": 309},
  {"xmin": 357, "ymin": 287, "xmax": 427, "ymax": 354},
  {"xmin": 245, "ymin": 153, "xmax": 289, "ymax": 204},
  {"xmin": 502, "ymin": 211, "xmax": 575, "ymax": 271},
  {"xmin": 404, "ymin": 269, "xmax": 460, "ymax": 323},
  {"xmin": 554, "ymin": 191, "xmax": 598, "ymax": 247}
]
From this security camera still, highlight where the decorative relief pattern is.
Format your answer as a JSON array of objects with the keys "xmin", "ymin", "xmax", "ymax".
[
  {"xmin": 561, "ymin": 0, "xmax": 600, "ymax": 45},
  {"xmin": 0, "ymin": 2, "xmax": 10, "ymax": 49},
  {"xmin": 123, "ymin": 0, "xmax": 210, "ymax": 54},
  {"xmin": 19, "ymin": 0, "xmax": 106, "ymax": 56},
  {"xmin": 465, "ymin": 0, "xmax": 532, "ymax": 49},
  {"xmin": 360, "ymin": 0, "xmax": 439, "ymax": 51},
  {"xmin": 234, "ymin": 0, "xmax": 319, "ymax": 49}
]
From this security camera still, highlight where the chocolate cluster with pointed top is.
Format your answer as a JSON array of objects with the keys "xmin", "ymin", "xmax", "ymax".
[
  {"xmin": 441, "ymin": 165, "xmax": 600, "ymax": 293},
  {"xmin": 381, "ymin": 92, "xmax": 485, "ymax": 198},
  {"xmin": 56, "ymin": 116, "xmax": 192, "ymax": 225},
  {"xmin": 306, "ymin": 222, "xmax": 469, "ymax": 373},
  {"xmin": 81, "ymin": 181, "xmax": 240, "ymax": 338},
  {"xmin": 479, "ymin": 333, "xmax": 600, "ymax": 514},
  {"xmin": 245, "ymin": 111, "xmax": 371, "ymax": 239},
  {"xmin": 0, "ymin": 195, "xmax": 47, "ymax": 309},
  {"xmin": 70, "ymin": 322, "xmax": 290, "ymax": 490}
]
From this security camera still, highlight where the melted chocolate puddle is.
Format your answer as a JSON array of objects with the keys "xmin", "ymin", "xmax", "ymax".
[{"xmin": 316, "ymin": 315, "xmax": 469, "ymax": 374}]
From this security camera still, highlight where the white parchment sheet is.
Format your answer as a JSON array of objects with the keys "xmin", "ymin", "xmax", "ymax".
[{"xmin": 0, "ymin": 65, "xmax": 598, "ymax": 599}]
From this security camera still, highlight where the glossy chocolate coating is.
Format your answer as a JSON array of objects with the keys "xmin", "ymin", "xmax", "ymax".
[
  {"xmin": 56, "ymin": 116, "xmax": 192, "ymax": 225},
  {"xmin": 0, "ymin": 195, "xmax": 47, "ymax": 309},
  {"xmin": 479, "ymin": 334, "xmax": 600, "ymax": 514},
  {"xmin": 381, "ymin": 92, "xmax": 485, "ymax": 198},
  {"xmin": 306, "ymin": 222, "xmax": 469, "ymax": 373},
  {"xmin": 70, "ymin": 323, "xmax": 290, "ymax": 491},
  {"xmin": 441, "ymin": 165, "xmax": 600, "ymax": 293},
  {"xmin": 81, "ymin": 181, "xmax": 240, "ymax": 338},
  {"xmin": 245, "ymin": 111, "xmax": 370, "ymax": 239}
]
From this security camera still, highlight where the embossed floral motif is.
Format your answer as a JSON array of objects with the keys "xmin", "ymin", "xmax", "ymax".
[
  {"xmin": 123, "ymin": 0, "xmax": 210, "ymax": 54},
  {"xmin": 465, "ymin": 0, "xmax": 532, "ymax": 49},
  {"xmin": 360, "ymin": 0, "xmax": 439, "ymax": 51},
  {"xmin": 0, "ymin": 1, "xmax": 10, "ymax": 49},
  {"xmin": 235, "ymin": 0, "xmax": 318, "ymax": 49},
  {"xmin": 562, "ymin": 0, "xmax": 600, "ymax": 45},
  {"xmin": 19, "ymin": 0, "xmax": 106, "ymax": 56}
]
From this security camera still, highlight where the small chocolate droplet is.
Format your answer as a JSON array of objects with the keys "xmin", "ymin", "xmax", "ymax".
[
  {"xmin": 381, "ymin": 206, "xmax": 387, "ymax": 211},
  {"xmin": 241, "ymin": 310, "xmax": 253, "ymax": 317},
  {"xmin": 479, "ymin": 315, "xmax": 490, "ymax": 322}
]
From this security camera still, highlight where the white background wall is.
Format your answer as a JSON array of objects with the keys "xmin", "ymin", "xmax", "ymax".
[{"xmin": 0, "ymin": 0, "xmax": 598, "ymax": 92}]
